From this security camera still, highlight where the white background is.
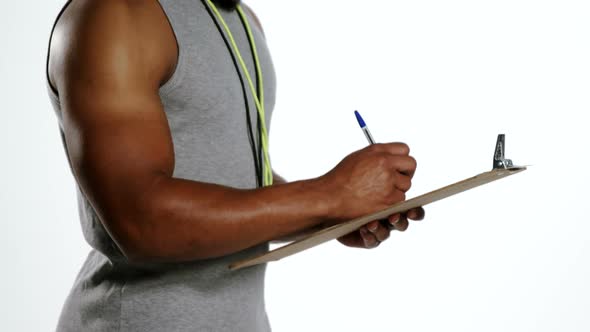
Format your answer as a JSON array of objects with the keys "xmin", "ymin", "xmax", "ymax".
[{"xmin": 1, "ymin": 0, "xmax": 589, "ymax": 331}]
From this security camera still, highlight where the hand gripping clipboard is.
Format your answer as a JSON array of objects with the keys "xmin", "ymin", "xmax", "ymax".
[{"xmin": 229, "ymin": 135, "xmax": 527, "ymax": 271}]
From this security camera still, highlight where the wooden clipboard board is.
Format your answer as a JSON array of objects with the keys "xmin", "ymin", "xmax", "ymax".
[{"xmin": 229, "ymin": 167, "xmax": 526, "ymax": 271}]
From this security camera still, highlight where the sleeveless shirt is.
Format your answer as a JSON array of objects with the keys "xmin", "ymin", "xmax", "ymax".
[{"xmin": 47, "ymin": 1, "xmax": 276, "ymax": 331}]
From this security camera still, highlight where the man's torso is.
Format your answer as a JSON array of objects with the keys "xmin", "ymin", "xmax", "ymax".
[{"xmin": 47, "ymin": 1, "xmax": 276, "ymax": 330}]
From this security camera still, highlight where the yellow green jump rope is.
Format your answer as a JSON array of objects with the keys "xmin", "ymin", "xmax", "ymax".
[{"xmin": 206, "ymin": 0, "xmax": 273, "ymax": 187}]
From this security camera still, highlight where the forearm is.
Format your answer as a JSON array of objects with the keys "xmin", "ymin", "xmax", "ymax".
[
  {"xmin": 270, "ymin": 171, "xmax": 325, "ymax": 243},
  {"xmin": 120, "ymin": 175, "xmax": 335, "ymax": 263},
  {"xmin": 272, "ymin": 171, "xmax": 323, "ymax": 243}
]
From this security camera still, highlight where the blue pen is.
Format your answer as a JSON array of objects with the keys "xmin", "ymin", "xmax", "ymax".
[
  {"xmin": 354, "ymin": 110, "xmax": 395, "ymax": 231},
  {"xmin": 355, "ymin": 110, "xmax": 376, "ymax": 145}
]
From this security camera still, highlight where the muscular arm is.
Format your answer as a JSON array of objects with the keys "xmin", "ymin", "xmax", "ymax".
[
  {"xmin": 50, "ymin": 0, "xmax": 336, "ymax": 263},
  {"xmin": 50, "ymin": 0, "xmax": 415, "ymax": 264}
]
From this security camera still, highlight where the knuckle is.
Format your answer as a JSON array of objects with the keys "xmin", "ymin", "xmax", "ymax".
[
  {"xmin": 367, "ymin": 143, "xmax": 383, "ymax": 153},
  {"xmin": 397, "ymin": 142, "xmax": 410, "ymax": 155},
  {"xmin": 386, "ymin": 190, "xmax": 405, "ymax": 204},
  {"xmin": 396, "ymin": 174, "xmax": 411, "ymax": 190},
  {"xmin": 397, "ymin": 191, "xmax": 406, "ymax": 201},
  {"xmin": 407, "ymin": 156, "xmax": 417, "ymax": 170},
  {"xmin": 403, "ymin": 178, "xmax": 412, "ymax": 191},
  {"xmin": 378, "ymin": 154, "xmax": 394, "ymax": 172}
]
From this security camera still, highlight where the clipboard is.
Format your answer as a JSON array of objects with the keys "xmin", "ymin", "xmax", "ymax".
[{"xmin": 229, "ymin": 135, "xmax": 527, "ymax": 271}]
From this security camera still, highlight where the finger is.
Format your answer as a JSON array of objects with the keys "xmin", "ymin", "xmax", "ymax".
[
  {"xmin": 393, "ymin": 214, "xmax": 409, "ymax": 232},
  {"xmin": 367, "ymin": 220, "xmax": 391, "ymax": 242},
  {"xmin": 366, "ymin": 220, "xmax": 380, "ymax": 232},
  {"xmin": 394, "ymin": 172, "xmax": 412, "ymax": 192},
  {"xmin": 360, "ymin": 227, "xmax": 379, "ymax": 248},
  {"xmin": 386, "ymin": 189, "xmax": 406, "ymax": 206},
  {"xmin": 407, "ymin": 207, "xmax": 425, "ymax": 221},
  {"xmin": 337, "ymin": 231, "xmax": 365, "ymax": 248},
  {"xmin": 370, "ymin": 142, "xmax": 410, "ymax": 156},
  {"xmin": 388, "ymin": 213, "xmax": 401, "ymax": 227},
  {"xmin": 386, "ymin": 155, "xmax": 417, "ymax": 178}
]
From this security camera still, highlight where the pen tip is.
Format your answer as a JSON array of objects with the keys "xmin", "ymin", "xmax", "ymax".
[{"xmin": 354, "ymin": 110, "xmax": 366, "ymax": 128}]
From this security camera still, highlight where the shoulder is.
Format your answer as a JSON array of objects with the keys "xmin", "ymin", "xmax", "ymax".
[{"xmin": 48, "ymin": 0, "xmax": 178, "ymax": 92}]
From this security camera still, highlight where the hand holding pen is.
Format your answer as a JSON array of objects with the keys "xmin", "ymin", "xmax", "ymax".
[{"xmin": 335, "ymin": 111, "xmax": 426, "ymax": 249}]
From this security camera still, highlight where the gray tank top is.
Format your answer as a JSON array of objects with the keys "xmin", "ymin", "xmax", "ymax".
[{"xmin": 47, "ymin": 1, "xmax": 276, "ymax": 331}]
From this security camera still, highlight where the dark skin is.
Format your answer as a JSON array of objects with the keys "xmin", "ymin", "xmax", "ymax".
[{"xmin": 48, "ymin": 0, "xmax": 425, "ymax": 263}]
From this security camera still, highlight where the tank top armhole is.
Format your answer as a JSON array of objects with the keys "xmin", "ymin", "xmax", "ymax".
[
  {"xmin": 46, "ymin": 1, "xmax": 74, "ymax": 97},
  {"xmin": 156, "ymin": 0, "xmax": 187, "ymax": 96}
]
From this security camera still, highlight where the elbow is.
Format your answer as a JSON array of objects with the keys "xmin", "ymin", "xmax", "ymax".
[
  {"xmin": 109, "ymin": 206, "xmax": 193, "ymax": 264},
  {"xmin": 112, "ymin": 218, "xmax": 188, "ymax": 265},
  {"xmin": 114, "ymin": 221, "xmax": 213, "ymax": 264},
  {"xmin": 104, "ymin": 187, "xmax": 176, "ymax": 264},
  {"xmin": 105, "ymin": 201, "xmax": 210, "ymax": 264},
  {"xmin": 100, "ymin": 176, "xmax": 227, "ymax": 263},
  {"xmin": 108, "ymin": 215, "xmax": 161, "ymax": 264}
]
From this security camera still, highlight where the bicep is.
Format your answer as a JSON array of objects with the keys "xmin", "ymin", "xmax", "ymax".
[
  {"xmin": 61, "ymin": 85, "xmax": 174, "ymax": 221},
  {"xmin": 53, "ymin": 1, "xmax": 176, "ymax": 243}
]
